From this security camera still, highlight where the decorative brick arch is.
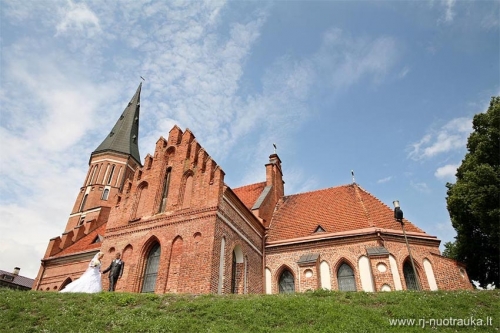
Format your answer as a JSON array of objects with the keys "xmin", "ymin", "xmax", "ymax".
[
  {"xmin": 179, "ymin": 170, "xmax": 194, "ymax": 209},
  {"xmin": 131, "ymin": 181, "xmax": 149, "ymax": 220},
  {"xmin": 165, "ymin": 146, "xmax": 176, "ymax": 157},
  {"xmin": 332, "ymin": 257, "xmax": 357, "ymax": 276},
  {"xmin": 165, "ymin": 236, "xmax": 184, "ymax": 293},
  {"xmin": 122, "ymin": 244, "xmax": 133, "ymax": 260},
  {"xmin": 230, "ymin": 244, "xmax": 244, "ymax": 294},
  {"xmin": 59, "ymin": 277, "xmax": 72, "ymax": 291}
]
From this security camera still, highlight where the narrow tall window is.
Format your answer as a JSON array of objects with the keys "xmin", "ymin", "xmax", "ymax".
[
  {"xmin": 142, "ymin": 243, "xmax": 161, "ymax": 293},
  {"xmin": 159, "ymin": 168, "xmax": 171, "ymax": 213},
  {"xmin": 94, "ymin": 164, "xmax": 102, "ymax": 184},
  {"xmin": 115, "ymin": 166, "xmax": 123, "ymax": 187},
  {"xmin": 231, "ymin": 250, "xmax": 237, "ymax": 294},
  {"xmin": 102, "ymin": 189, "xmax": 109, "ymax": 200},
  {"xmin": 337, "ymin": 263, "xmax": 356, "ymax": 291},
  {"xmin": 86, "ymin": 166, "xmax": 96, "ymax": 186},
  {"xmin": 278, "ymin": 269, "xmax": 295, "ymax": 293},
  {"xmin": 102, "ymin": 164, "xmax": 110, "ymax": 185},
  {"xmin": 107, "ymin": 165, "xmax": 115, "ymax": 185},
  {"xmin": 403, "ymin": 261, "xmax": 418, "ymax": 290},
  {"xmin": 79, "ymin": 194, "xmax": 88, "ymax": 212}
]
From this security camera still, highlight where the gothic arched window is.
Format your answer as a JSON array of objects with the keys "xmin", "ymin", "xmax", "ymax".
[
  {"xmin": 337, "ymin": 263, "xmax": 356, "ymax": 291},
  {"xmin": 159, "ymin": 168, "xmax": 171, "ymax": 213},
  {"xmin": 403, "ymin": 261, "xmax": 418, "ymax": 290},
  {"xmin": 107, "ymin": 165, "xmax": 115, "ymax": 185},
  {"xmin": 141, "ymin": 243, "xmax": 161, "ymax": 293},
  {"xmin": 278, "ymin": 269, "xmax": 295, "ymax": 294},
  {"xmin": 79, "ymin": 194, "xmax": 88, "ymax": 212}
]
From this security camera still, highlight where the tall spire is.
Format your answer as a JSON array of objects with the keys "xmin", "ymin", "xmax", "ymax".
[{"xmin": 92, "ymin": 83, "xmax": 142, "ymax": 165}]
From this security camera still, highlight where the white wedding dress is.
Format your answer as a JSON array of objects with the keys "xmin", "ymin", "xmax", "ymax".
[{"xmin": 60, "ymin": 253, "xmax": 103, "ymax": 293}]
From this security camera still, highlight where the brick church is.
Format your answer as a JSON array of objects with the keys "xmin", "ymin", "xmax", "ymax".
[{"xmin": 33, "ymin": 83, "xmax": 472, "ymax": 294}]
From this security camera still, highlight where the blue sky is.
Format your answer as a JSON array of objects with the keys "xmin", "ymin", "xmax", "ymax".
[{"xmin": 0, "ymin": 0, "xmax": 498, "ymax": 279}]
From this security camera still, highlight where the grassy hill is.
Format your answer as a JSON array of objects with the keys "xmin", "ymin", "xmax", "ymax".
[{"xmin": 0, "ymin": 288, "xmax": 498, "ymax": 332}]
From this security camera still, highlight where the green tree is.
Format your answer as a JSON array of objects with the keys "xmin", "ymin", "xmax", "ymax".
[
  {"xmin": 442, "ymin": 241, "xmax": 458, "ymax": 260},
  {"xmin": 446, "ymin": 96, "xmax": 500, "ymax": 288}
]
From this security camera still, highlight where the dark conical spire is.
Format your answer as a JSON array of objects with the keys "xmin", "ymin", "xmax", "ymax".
[{"xmin": 92, "ymin": 83, "xmax": 142, "ymax": 164}]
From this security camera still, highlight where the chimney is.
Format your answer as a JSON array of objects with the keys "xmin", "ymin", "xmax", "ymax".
[
  {"xmin": 13, "ymin": 267, "xmax": 20, "ymax": 276},
  {"xmin": 265, "ymin": 154, "xmax": 284, "ymax": 200}
]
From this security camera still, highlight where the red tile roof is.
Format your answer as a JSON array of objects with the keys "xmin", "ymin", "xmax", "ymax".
[
  {"xmin": 53, "ymin": 224, "xmax": 106, "ymax": 257},
  {"xmin": 232, "ymin": 181, "xmax": 267, "ymax": 209},
  {"xmin": 268, "ymin": 184, "xmax": 426, "ymax": 242}
]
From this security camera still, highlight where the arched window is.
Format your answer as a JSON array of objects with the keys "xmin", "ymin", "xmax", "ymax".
[
  {"xmin": 141, "ymin": 243, "xmax": 161, "ymax": 293},
  {"xmin": 101, "ymin": 189, "xmax": 109, "ymax": 200},
  {"xmin": 79, "ymin": 194, "xmax": 88, "ymax": 212},
  {"xmin": 403, "ymin": 261, "xmax": 418, "ymax": 290},
  {"xmin": 231, "ymin": 250, "xmax": 237, "ymax": 294},
  {"xmin": 337, "ymin": 263, "xmax": 356, "ymax": 291},
  {"xmin": 278, "ymin": 269, "xmax": 295, "ymax": 293},
  {"xmin": 159, "ymin": 168, "xmax": 171, "ymax": 213},
  {"xmin": 59, "ymin": 277, "xmax": 72, "ymax": 291},
  {"xmin": 107, "ymin": 165, "xmax": 115, "ymax": 185}
]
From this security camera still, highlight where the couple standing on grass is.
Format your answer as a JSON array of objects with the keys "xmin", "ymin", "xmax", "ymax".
[{"xmin": 60, "ymin": 252, "xmax": 124, "ymax": 294}]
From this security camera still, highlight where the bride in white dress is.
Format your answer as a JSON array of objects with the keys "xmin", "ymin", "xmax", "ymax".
[{"xmin": 60, "ymin": 252, "xmax": 104, "ymax": 293}]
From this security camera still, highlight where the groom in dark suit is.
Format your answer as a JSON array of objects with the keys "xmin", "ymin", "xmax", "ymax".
[{"xmin": 102, "ymin": 252, "xmax": 124, "ymax": 291}]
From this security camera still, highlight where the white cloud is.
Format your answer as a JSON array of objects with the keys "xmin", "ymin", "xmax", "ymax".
[
  {"xmin": 434, "ymin": 163, "xmax": 459, "ymax": 181},
  {"xmin": 398, "ymin": 66, "xmax": 410, "ymax": 79},
  {"xmin": 408, "ymin": 117, "xmax": 472, "ymax": 160},
  {"xmin": 314, "ymin": 28, "xmax": 399, "ymax": 90},
  {"xmin": 56, "ymin": 1, "xmax": 101, "ymax": 36},
  {"xmin": 443, "ymin": 0, "xmax": 456, "ymax": 22},
  {"xmin": 377, "ymin": 176, "xmax": 393, "ymax": 184},
  {"xmin": 411, "ymin": 181, "xmax": 430, "ymax": 193}
]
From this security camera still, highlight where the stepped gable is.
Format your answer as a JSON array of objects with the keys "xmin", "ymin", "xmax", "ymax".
[
  {"xmin": 52, "ymin": 224, "xmax": 106, "ymax": 257},
  {"xmin": 232, "ymin": 182, "xmax": 267, "ymax": 210},
  {"xmin": 267, "ymin": 183, "xmax": 426, "ymax": 242}
]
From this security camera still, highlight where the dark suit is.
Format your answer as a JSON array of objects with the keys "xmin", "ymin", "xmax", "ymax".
[{"xmin": 102, "ymin": 259, "xmax": 124, "ymax": 291}]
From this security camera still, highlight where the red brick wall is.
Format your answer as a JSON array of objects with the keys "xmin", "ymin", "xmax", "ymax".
[
  {"xmin": 265, "ymin": 234, "xmax": 472, "ymax": 293},
  {"xmin": 429, "ymin": 253, "xmax": 473, "ymax": 290},
  {"xmin": 35, "ymin": 252, "xmax": 97, "ymax": 291}
]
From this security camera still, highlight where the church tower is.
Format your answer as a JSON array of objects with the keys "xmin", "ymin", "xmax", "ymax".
[
  {"xmin": 34, "ymin": 83, "xmax": 144, "ymax": 291},
  {"xmin": 64, "ymin": 83, "xmax": 143, "ymax": 232}
]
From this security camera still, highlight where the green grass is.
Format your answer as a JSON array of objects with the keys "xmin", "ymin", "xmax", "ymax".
[{"xmin": 0, "ymin": 288, "xmax": 498, "ymax": 332}]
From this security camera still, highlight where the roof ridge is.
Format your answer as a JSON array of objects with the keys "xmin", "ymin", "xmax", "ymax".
[
  {"xmin": 356, "ymin": 185, "xmax": 426, "ymax": 233},
  {"xmin": 282, "ymin": 183, "xmax": 355, "ymax": 198},
  {"xmin": 353, "ymin": 184, "xmax": 374, "ymax": 227},
  {"xmin": 232, "ymin": 181, "xmax": 267, "ymax": 191}
]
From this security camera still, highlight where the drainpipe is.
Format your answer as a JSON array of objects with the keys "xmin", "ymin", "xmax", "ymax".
[{"xmin": 262, "ymin": 230, "xmax": 268, "ymax": 294}]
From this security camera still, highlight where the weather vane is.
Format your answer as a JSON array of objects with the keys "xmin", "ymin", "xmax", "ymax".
[
  {"xmin": 273, "ymin": 143, "xmax": 277, "ymax": 154},
  {"xmin": 140, "ymin": 76, "xmax": 145, "ymax": 81},
  {"xmin": 351, "ymin": 170, "xmax": 356, "ymax": 184}
]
